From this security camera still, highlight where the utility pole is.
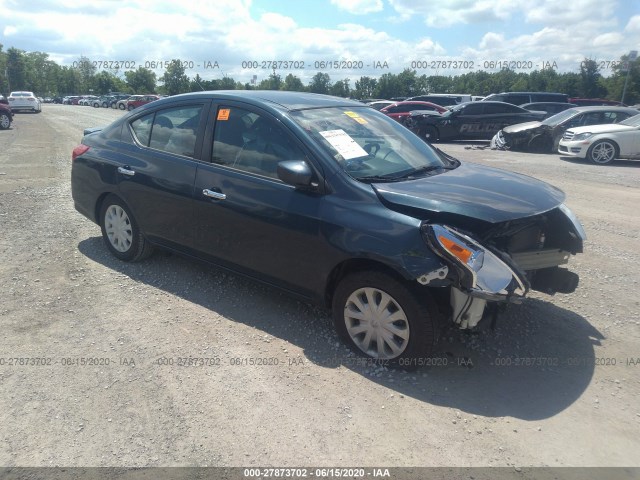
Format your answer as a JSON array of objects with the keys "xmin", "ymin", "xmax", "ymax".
[{"xmin": 621, "ymin": 50, "xmax": 638, "ymax": 105}]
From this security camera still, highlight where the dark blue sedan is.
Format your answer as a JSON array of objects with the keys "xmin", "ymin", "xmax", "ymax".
[{"xmin": 71, "ymin": 91, "xmax": 585, "ymax": 365}]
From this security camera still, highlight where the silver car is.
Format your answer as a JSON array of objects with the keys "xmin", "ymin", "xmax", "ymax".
[{"xmin": 8, "ymin": 91, "xmax": 42, "ymax": 113}]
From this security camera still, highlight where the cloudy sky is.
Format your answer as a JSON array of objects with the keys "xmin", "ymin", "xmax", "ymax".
[{"xmin": 1, "ymin": 0, "xmax": 638, "ymax": 83}]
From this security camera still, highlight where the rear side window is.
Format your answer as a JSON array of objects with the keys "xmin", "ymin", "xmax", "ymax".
[
  {"xmin": 535, "ymin": 93, "xmax": 568, "ymax": 103},
  {"xmin": 505, "ymin": 94, "xmax": 530, "ymax": 105},
  {"xmin": 461, "ymin": 104, "xmax": 484, "ymax": 115},
  {"xmin": 484, "ymin": 104, "xmax": 510, "ymax": 114},
  {"xmin": 603, "ymin": 111, "xmax": 631, "ymax": 123},
  {"xmin": 131, "ymin": 113, "xmax": 153, "ymax": 146},
  {"xmin": 130, "ymin": 105, "xmax": 203, "ymax": 157}
]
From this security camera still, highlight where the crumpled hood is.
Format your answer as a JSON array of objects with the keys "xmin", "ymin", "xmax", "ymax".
[
  {"xmin": 372, "ymin": 162, "xmax": 565, "ymax": 223},
  {"xmin": 503, "ymin": 121, "xmax": 543, "ymax": 134}
]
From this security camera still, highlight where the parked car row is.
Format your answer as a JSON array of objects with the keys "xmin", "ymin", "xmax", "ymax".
[
  {"xmin": 491, "ymin": 106, "xmax": 639, "ymax": 153},
  {"xmin": 60, "ymin": 94, "xmax": 162, "ymax": 110},
  {"xmin": 363, "ymin": 91, "xmax": 638, "ymax": 164}
]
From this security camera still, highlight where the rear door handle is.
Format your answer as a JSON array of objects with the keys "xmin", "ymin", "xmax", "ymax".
[
  {"xmin": 202, "ymin": 189, "xmax": 226, "ymax": 200},
  {"xmin": 117, "ymin": 166, "xmax": 135, "ymax": 176}
]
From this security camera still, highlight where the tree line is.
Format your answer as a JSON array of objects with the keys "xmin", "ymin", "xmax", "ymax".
[{"xmin": 1, "ymin": 45, "xmax": 638, "ymax": 104}]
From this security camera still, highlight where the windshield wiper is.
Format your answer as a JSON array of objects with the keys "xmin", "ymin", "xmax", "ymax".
[
  {"xmin": 356, "ymin": 164, "xmax": 455, "ymax": 183},
  {"xmin": 393, "ymin": 164, "xmax": 456, "ymax": 179},
  {"xmin": 356, "ymin": 173, "xmax": 407, "ymax": 183}
]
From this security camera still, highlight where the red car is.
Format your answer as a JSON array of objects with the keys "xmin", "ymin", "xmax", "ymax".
[
  {"xmin": 380, "ymin": 101, "xmax": 447, "ymax": 124},
  {"xmin": 126, "ymin": 94, "xmax": 160, "ymax": 111}
]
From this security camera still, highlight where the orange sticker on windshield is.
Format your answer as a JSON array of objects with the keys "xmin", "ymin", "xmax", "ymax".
[
  {"xmin": 217, "ymin": 108, "xmax": 230, "ymax": 121},
  {"xmin": 344, "ymin": 111, "xmax": 360, "ymax": 118}
]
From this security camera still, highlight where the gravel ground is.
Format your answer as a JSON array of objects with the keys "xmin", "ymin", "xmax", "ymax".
[{"xmin": 0, "ymin": 105, "xmax": 639, "ymax": 470}]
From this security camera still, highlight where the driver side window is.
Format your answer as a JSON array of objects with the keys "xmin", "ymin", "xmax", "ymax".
[{"xmin": 211, "ymin": 106, "xmax": 305, "ymax": 179}]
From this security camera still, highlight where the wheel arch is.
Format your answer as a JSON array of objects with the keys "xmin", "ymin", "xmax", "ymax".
[
  {"xmin": 95, "ymin": 191, "xmax": 126, "ymax": 224},
  {"xmin": 323, "ymin": 258, "xmax": 416, "ymax": 309}
]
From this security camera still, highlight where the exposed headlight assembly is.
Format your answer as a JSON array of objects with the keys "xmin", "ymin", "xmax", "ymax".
[
  {"xmin": 423, "ymin": 224, "xmax": 528, "ymax": 302},
  {"xmin": 559, "ymin": 203, "xmax": 587, "ymax": 242}
]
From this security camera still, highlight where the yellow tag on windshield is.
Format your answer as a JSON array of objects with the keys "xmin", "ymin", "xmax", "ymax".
[{"xmin": 344, "ymin": 111, "xmax": 367, "ymax": 124}]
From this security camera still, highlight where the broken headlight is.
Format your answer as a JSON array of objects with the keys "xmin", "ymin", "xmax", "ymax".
[
  {"xmin": 559, "ymin": 203, "xmax": 587, "ymax": 242},
  {"xmin": 423, "ymin": 224, "xmax": 527, "ymax": 302}
]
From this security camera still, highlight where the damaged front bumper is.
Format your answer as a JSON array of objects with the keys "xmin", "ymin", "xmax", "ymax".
[
  {"xmin": 423, "ymin": 224, "xmax": 528, "ymax": 303},
  {"xmin": 490, "ymin": 130, "xmax": 509, "ymax": 150},
  {"xmin": 419, "ymin": 205, "xmax": 585, "ymax": 328}
]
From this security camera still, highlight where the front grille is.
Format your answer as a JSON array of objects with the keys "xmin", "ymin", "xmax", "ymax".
[{"xmin": 562, "ymin": 130, "xmax": 575, "ymax": 141}]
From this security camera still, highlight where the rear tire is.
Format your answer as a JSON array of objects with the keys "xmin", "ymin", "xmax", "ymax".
[
  {"xmin": 99, "ymin": 195, "xmax": 153, "ymax": 262},
  {"xmin": 332, "ymin": 271, "xmax": 439, "ymax": 367}
]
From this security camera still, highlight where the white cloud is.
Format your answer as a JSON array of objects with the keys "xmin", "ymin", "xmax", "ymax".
[
  {"xmin": 330, "ymin": 0, "xmax": 383, "ymax": 15},
  {"xmin": 387, "ymin": 0, "xmax": 524, "ymax": 27},
  {"xmin": 259, "ymin": 13, "xmax": 297, "ymax": 31},
  {"xmin": 524, "ymin": 0, "xmax": 618, "ymax": 28},
  {"xmin": 479, "ymin": 32, "xmax": 505, "ymax": 50},
  {"xmin": 415, "ymin": 38, "xmax": 446, "ymax": 55},
  {"xmin": 592, "ymin": 32, "xmax": 624, "ymax": 47},
  {"xmin": 625, "ymin": 15, "xmax": 640, "ymax": 32}
]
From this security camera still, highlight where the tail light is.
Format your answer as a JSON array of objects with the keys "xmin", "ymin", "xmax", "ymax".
[{"xmin": 72, "ymin": 144, "xmax": 90, "ymax": 161}]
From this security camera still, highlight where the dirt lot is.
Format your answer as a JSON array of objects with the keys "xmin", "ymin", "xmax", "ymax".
[{"xmin": 0, "ymin": 105, "xmax": 639, "ymax": 471}]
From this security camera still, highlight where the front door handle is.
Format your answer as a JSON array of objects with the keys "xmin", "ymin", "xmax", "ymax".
[
  {"xmin": 202, "ymin": 189, "xmax": 226, "ymax": 200},
  {"xmin": 117, "ymin": 166, "xmax": 135, "ymax": 176}
]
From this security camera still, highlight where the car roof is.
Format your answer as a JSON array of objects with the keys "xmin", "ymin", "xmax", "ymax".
[
  {"xmin": 521, "ymin": 102, "xmax": 577, "ymax": 107},
  {"xmin": 455, "ymin": 101, "xmax": 522, "ymax": 107},
  {"xmin": 566, "ymin": 106, "xmax": 639, "ymax": 112},
  {"xmin": 153, "ymin": 90, "xmax": 363, "ymax": 112}
]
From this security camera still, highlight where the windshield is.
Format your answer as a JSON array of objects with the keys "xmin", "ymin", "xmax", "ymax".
[
  {"xmin": 542, "ymin": 108, "xmax": 579, "ymax": 126},
  {"xmin": 619, "ymin": 114, "xmax": 640, "ymax": 127},
  {"xmin": 290, "ymin": 107, "xmax": 454, "ymax": 181}
]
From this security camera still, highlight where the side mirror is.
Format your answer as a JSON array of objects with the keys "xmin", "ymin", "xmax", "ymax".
[{"xmin": 277, "ymin": 160, "xmax": 315, "ymax": 188}]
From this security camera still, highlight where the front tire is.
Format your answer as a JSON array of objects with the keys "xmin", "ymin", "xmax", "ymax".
[
  {"xmin": 587, "ymin": 140, "xmax": 617, "ymax": 164},
  {"xmin": 332, "ymin": 271, "xmax": 439, "ymax": 365},
  {"xmin": 0, "ymin": 113, "xmax": 10, "ymax": 129},
  {"xmin": 127, "ymin": 105, "xmax": 134, "ymax": 111},
  {"xmin": 100, "ymin": 195, "xmax": 153, "ymax": 262},
  {"xmin": 423, "ymin": 126, "xmax": 438, "ymax": 142}
]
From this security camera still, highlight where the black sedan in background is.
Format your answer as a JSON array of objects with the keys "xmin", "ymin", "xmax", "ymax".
[
  {"xmin": 491, "ymin": 106, "xmax": 639, "ymax": 152},
  {"xmin": 520, "ymin": 102, "xmax": 578, "ymax": 119},
  {"xmin": 71, "ymin": 91, "xmax": 585, "ymax": 364},
  {"xmin": 406, "ymin": 101, "xmax": 546, "ymax": 141}
]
